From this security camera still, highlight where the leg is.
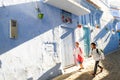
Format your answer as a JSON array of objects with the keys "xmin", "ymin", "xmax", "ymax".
[
  {"xmin": 78, "ymin": 62, "xmax": 84, "ymax": 70},
  {"xmin": 93, "ymin": 61, "xmax": 99, "ymax": 75},
  {"xmin": 98, "ymin": 64, "xmax": 103, "ymax": 72},
  {"xmin": 80, "ymin": 63, "xmax": 84, "ymax": 69}
]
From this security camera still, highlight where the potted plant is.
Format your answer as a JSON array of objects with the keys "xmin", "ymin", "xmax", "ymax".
[
  {"xmin": 117, "ymin": 30, "xmax": 120, "ymax": 32},
  {"xmin": 77, "ymin": 24, "xmax": 82, "ymax": 28},
  {"xmin": 96, "ymin": 25, "xmax": 99, "ymax": 28},
  {"xmin": 38, "ymin": 13, "xmax": 44, "ymax": 19},
  {"xmin": 112, "ymin": 29, "xmax": 115, "ymax": 32},
  {"xmin": 36, "ymin": 7, "xmax": 44, "ymax": 19}
]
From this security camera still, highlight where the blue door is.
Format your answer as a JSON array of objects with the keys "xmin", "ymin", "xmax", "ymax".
[{"xmin": 83, "ymin": 27, "xmax": 90, "ymax": 57}]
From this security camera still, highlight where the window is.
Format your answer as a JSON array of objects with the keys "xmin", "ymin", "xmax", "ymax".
[
  {"xmin": 81, "ymin": 16, "xmax": 84, "ymax": 24},
  {"xmin": 96, "ymin": 13, "xmax": 100, "ymax": 25},
  {"xmin": 10, "ymin": 20, "xmax": 18, "ymax": 39},
  {"xmin": 80, "ymin": 15, "xmax": 87, "ymax": 25},
  {"xmin": 61, "ymin": 10, "xmax": 72, "ymax": 23},
  {"xmin": 84, "ymin": 15, "xmax": 87, "ymax": 25},
  {"xmin": 89, "ymin": 14, "xmax": 94, "ymax": 26}
]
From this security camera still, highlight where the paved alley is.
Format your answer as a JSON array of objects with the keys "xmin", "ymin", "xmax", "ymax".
[{"xmin": 53, "ymin": 49, "xmax": 120, "ymax": 80}]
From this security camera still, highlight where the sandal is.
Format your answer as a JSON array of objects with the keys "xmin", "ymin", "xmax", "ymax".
[
  {"xmin": 91, "ymin": 73, "xmax": 96, "ymax": 77},
  {"xmin": 100, "ymin": 68, "xmax": 103, "ymax": 72},
  {"xmin": 79, "ymin": 67, "xmax": 84, "ymax": 70}
]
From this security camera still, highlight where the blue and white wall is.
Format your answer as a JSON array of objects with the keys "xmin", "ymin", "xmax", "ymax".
[
  {"xmin": 92, "ymin": 0, "xmax": 119, "ymax": 53},
  {"xmin": 0, "ymin": 0, "xmax": 78, "ymax": 80},
  {"xmin": 0, "ymin": 0, "xmax": 119, "ymax": 80},
  {"xmin": 75, "ymin": 0, "xmax": 119, "ymax": 56}
]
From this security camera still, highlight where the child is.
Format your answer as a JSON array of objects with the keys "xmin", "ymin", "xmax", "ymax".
[
  {"xmin": 89, "ymin": 43, "xmax": 103, "ymax": 77},
  {"xmin": 73, "ymin": 42, "xmax": 84, "ymax": 70}
]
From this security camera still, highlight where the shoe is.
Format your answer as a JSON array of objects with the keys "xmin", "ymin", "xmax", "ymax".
[
  {"xmin": 91, "ymin": 73, "xmax": 96, "ymax": 77},
  {"xmin": 79, "ymin": 67, "xmax": 84, "ymax": 70},
  {"xmin": 100, "ymin": 68, "xmax": 103, "ymax": 72}
]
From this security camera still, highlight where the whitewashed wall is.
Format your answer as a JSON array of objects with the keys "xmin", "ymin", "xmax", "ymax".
[
  {"xmin": 75, "ymin": 0, "xmax": 119, "ymax": 55},
  {"xmin": 90, "ymin": 0, "xmax": 119, "ymax": 53},
  {"xmin": 0, "ymin": 0, "xmax": 78, "ymax": 80}
]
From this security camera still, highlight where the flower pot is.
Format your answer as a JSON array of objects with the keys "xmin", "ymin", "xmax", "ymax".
[
  {"xmin": 38, "ymin": 13, "xmax": 44, "ymax": 19},
  {"xmin": 117, "ymin": 30, "xmax": 120, "ymax": 32},
  {"xmin": 77, "ymin": 24, "xmax": 82, "ymax": 28},
  {"xmin": 96, "ymin": 25, "xmax": 99, "ymax": 28},
  {"xmin": 112, "ymin": 30, "xmax": 115, "ymax": 32}
]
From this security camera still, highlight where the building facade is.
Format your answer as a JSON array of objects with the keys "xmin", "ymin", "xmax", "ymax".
[
  {"xmin": 0, "ymin": 0, "xmax": 88, "ymax": 80},
  {"xmin": 0, "ymin": 0, "xmax": 119, "ymax": 80},
  {"xmin": 75, "ymin": 0, "xmax": 119, "ymax": 57}
]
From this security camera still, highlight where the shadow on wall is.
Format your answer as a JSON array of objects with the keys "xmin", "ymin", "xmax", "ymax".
[
  {"xmin": 94, "ymin": 20, "xmax": 119, "ymax": 54},
  {"xmin": 37, "ymin": 63, "xmax": 62, "ymax": 80},
  {"xmin": 0, "ymin": 1, "xmax": 77, "ymax": 55}
]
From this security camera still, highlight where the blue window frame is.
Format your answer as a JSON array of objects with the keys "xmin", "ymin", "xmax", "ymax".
[
  {"xmin": 84, "ymin": 15, "xmax": 87, "ymax": 25},
  {"xmin": 89, "ymin": 14, "xmax": 94, "ymax": 26},
  {"xmin": 95, "ymin": 13, "xmax": 100, "ymax": 26},
  {"xmin": 92, "ymin": 14, "xmax": 94, "ymax": 26},
  {"xmin": 89, "ymin": 14, "xmax": 91, "ymax": 25},
  {"xmin": 81, "ymin": 16, "xmax": 84, "ymax": 24},
  {"xmin": 80, "ymin": 15, "xmax": 87, "ymax": 25}
]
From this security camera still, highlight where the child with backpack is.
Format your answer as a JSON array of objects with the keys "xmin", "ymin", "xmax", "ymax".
[{"xmin": 89, "ymin": 42, "xmax": 104, "ymax": 77}]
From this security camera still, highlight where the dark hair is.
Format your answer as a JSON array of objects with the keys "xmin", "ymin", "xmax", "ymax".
[
  {"xmin": 91, "ymin": 42, "xmax": 96, "ymax": 46},
  {"xmin": 75, "ymin": 42, "xmax": 79, "ymax": 45}
]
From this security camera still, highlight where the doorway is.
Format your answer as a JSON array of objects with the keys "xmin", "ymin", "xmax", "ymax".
[
  {"xmin": 83, "ymin": 27, "xmax": 90, "ymax": 57},
  {"xmin": 60, "ymin": 26, "xmax": 75, "ymax": 68}
]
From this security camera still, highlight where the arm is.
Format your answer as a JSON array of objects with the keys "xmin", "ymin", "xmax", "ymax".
[
  {"xmin": 79, "ymin": 47, "xmax": 83, "ymax": 54},
  {"xmin": 89, "ymin": 49, "xmax": 92, "ymax": 57}
]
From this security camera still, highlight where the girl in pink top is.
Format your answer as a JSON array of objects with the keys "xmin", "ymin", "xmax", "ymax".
[{"xmin": 74, "ymin": 42, "xmax": 84, "ymax": 70}]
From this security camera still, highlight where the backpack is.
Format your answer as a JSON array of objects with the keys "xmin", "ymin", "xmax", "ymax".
[{"xmin": 96, "ymin": 49, "xmax": 105, "ymax": 60}]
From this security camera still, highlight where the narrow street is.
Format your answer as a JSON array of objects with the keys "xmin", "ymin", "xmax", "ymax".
[
  {"xmin": 0, "ymin": 0, "xmax": 120, "ymax": 80},
  {"xmin": 53, "ymin": 49, "xmax": 120, "ymax": 80}
]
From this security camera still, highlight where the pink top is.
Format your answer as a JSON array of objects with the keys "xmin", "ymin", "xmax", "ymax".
[{"xmin": 74, "ymin": 47, "xmax": 83, "ymax": 62}]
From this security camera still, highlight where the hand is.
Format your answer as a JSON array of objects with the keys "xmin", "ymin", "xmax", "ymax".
[{"xmin": 89, "ymin": 55, "xmax": 92, "ymax": 58}]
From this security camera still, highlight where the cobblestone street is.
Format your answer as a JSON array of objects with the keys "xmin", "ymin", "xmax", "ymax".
[{"xmin": 53, "ymin": 49, "xmax": 120, "ymax": 80}]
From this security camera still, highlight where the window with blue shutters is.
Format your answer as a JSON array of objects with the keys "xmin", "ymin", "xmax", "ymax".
[
  {"xmin": 81, "ymin": 16, "xmax": 84, "ymax": 24},
  {"xmin": 89, "ymin": 14, "xmax": 91, "ymax": 25},
  {"xmin": 95, "ymin": 13, "xmax": 100, "ymax": 26},
  {"xmin": 89, "ymin": 14, "xmax": 94, "ymax": 26},
  {"xmin": 92, "ymin": 14, "xmax": 95, "ymax": 26},
  {"xmin": 84, "ymin": 15, "xmax": 87, "ymax": 25},
  {"xmin": 80, "ymin": 15, "xmax": 89, "ymax": 25}
]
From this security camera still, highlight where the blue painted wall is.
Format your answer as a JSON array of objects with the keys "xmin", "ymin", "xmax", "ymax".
[
  {"xmin": 0, "ymin": 1, "xmax": 78, "ymax": 55},
  {"xmin": 0, "ymin": 0, "xmax": 119, "ymax": 79},
  {"xmin": 0, "ymin": 0, "xmax": 78, "ymax": 80},
  {"xmin": 78, "ymin": 0, "xmax": 119, "ymax": 54}
]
